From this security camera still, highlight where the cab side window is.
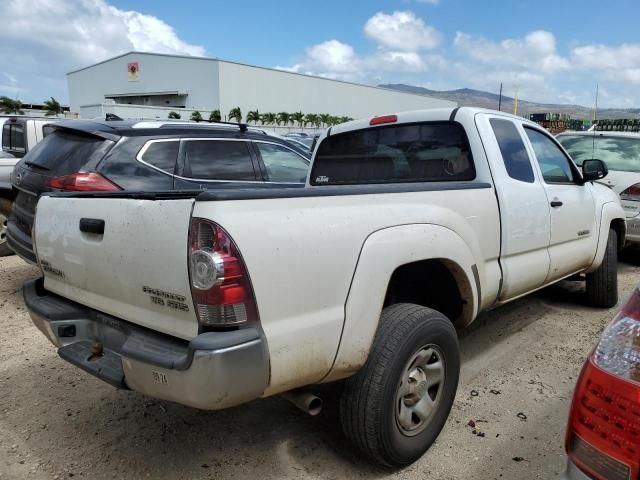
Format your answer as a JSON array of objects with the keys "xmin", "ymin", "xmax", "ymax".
[
  {"xmin": 490, "ymin": 118, "xmax": 535, "ymax": 183},
  {"xmin": 524, "ymin": 128, "xmax": 575, "ymax": 183}
]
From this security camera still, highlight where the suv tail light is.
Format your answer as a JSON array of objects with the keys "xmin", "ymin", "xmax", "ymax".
[
  {"xmin": 370, "ymin": 114, "xmax": 397, "ymax": 126},
  {"xmin": 566, "ymin": 287, "xmax": 640, "ymax": 480},
  {"xmin": 620, "ymin": 183, "xmax": 640, "ymax": 202},
  {"xmin": 48, "ymin": 172, "xmax": 121, "ymax": 191},
  {"xmin": 188, "ymin": 218, "xmax": 258, "ymax": 328}
]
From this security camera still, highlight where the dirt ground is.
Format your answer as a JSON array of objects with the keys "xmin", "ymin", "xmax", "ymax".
[{"xmin": 0, "ymin": 253, "xmax": 638, "ymax": 480}]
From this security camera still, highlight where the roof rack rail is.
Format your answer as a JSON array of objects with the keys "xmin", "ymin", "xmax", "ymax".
[{"xmin": 209, "ymin": 121, "xmax": 249, "ymax": 132}]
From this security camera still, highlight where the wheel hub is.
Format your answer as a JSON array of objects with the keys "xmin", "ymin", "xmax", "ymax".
[{"xmin": 395, "ymin": 345, "xmax": 445, "ymax": 436}]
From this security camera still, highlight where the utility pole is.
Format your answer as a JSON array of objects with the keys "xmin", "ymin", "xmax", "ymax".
[{"xmin": 498, "ymin": 83, "xmax": 503, "ymax": 111}]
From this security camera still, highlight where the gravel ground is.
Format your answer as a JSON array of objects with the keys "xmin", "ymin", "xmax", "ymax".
[{"xmin": 0, "ymin": 253, "xmax": 638, "ymax": 480}]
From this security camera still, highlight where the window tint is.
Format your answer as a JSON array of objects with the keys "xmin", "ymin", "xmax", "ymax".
[
  {"xmin": 141, "ymin": 141, "xmax": 179, "ymax": 173},
  {"xmin": 10, "ymin": 124, "xmax": 25, "ymax": 152},
  {"xmin": 490, "ymin": 119, "xmax": 535, "ymax": 183},
  {"xmin": 42, "ymin": 125, "xmax": 56, "ymax": 138},
  {"xmin": 184, "ymin": 140, "xmax": 255, "ymax": 181},
  {"xmin": 557, "ymin": 135, "xmax": 640, "ymax": 173},
  {"xmin": 1, "ymin": 124, "xmax": 9, "ymax": 149},
  {"xmin": 256, "ymin": 142, "xmax": 308, "ymax": 183},
  {"xmin": 24, "ymin": 130, "xmax": 107, "ymax": 174},
  {"xmin": 312, "ymin": 122, "xmax": 475, "ymax": 185},
  {"xmin": 2, "ymin": 124, "xmax": 25, "ymax": 154},
  {"xmin": 525, "ymin": 128, "xmax": 575, "ymax": 183}
]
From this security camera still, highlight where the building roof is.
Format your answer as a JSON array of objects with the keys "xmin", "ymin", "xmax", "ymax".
[{"xmin": 66, "ymin": 51, "xmax": 449, "ymax": 102}]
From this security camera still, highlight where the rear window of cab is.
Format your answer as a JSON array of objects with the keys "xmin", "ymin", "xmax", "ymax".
[{"xmin": 311, "ymin": 121, "xmax": 475, "ymax": 186}]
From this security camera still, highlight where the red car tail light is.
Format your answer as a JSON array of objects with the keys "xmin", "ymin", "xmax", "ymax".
[
  {"xmin": 566, "ymin": 287, "xmax": 640, "ymax": 480},
  {"xmin": 620, "ymin": 183, "xmax": 640, "ymax": 202},
  {"xmin": 188, "ymin": 218, "xmax": 258, "ymax": 328},
  {"xmin": 48, "ymin": 172, "xmax": 121, "ymax": 191}
]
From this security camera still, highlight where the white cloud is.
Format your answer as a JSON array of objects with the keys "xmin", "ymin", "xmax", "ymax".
[
  {"xmin": 571, "ymin": 44, "xmax": 640, "ymax": 85},
  {"xmin": 415, "ymin": 0, "xmax": 440, "ymax": 4},
  {"xmin": 364, "ymin": 11, "xmax": 441, "ymax": 52},
  {"xmin": 0, "ymin": 0, "xmax": 204, "ymax": 101},
  {"xmin": 453, "ymin": 30, "xmax": 570, "ymax": 74}
]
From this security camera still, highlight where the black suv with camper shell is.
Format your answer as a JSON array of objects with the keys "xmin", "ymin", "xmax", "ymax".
[{"xmin": 7, "ymin": 120, "xmax": 310, "ymax": 263}]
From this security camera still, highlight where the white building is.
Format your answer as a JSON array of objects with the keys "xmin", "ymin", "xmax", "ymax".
[{"xmin": 67, "ymin": 51, "xmax": 455, "ymax": 123}]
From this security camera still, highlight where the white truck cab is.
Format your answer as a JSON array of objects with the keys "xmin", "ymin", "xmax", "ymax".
[{"xmin": 24, "ymin": 107, "xmax": 625, "ymax": 467}]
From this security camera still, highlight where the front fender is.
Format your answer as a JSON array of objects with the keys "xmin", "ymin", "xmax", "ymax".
[
  {"xmin": 322, "ymin": 223, "xmax": 478, "ymax": 383},
  {"xmin": 585, "ymin": 201, "xmax": 626, "ymax": 273}
]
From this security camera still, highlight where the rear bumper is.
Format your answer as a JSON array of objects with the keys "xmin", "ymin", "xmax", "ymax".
[
  {"xmin": 626, "ymin": 215, "xmax": 640, "ymax": 244},
  {"xmin": 560, "ymin": 460, "xmax": 593, "ymax": 480},
  {"xmin": 24, "ymin": 278, "xmax": 270, "ymax": 410}
]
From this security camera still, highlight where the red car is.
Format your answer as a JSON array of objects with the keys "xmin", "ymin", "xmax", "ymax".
[{"xmin": 564, "ymin": 285, "xmax": 640, "ymax": 480}]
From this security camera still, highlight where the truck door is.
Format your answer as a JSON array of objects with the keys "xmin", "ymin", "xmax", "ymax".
[
  {"xmin": 476, "ymin": 114, "xmax": 551, "ymax": 300},
  {"xmin": 523, "ymin": 127, "xmax": 596, "ymax": 281}
]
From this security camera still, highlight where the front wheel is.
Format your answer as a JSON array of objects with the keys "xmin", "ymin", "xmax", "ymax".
[
  {"xmin": 340, "ymin": 303, "xmax": 460, "ymax": 467},
  {"xmin": 0, "ymin": 210, "xmax": 12, "ymax": 257},
  {"xmin": 586, "ymin": 228, "xmax": 618, "ymax": 308}
]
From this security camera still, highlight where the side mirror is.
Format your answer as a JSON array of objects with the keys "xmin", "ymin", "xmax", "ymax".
[{"xmin": 582, "ymin": 159, "xmax": 608, "ymax": 182}]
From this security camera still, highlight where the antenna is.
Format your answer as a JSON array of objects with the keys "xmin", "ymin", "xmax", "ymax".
[
  {"xmin": 591, "ymin": 83, "xmax": 599, "ymax": 160},
  {"xmin": 498, "ymin": 83, "xmax": 503, "ymax": 111},
  {"xmin": 513, "ymin": 83, "xmax": 519, "ymax": 116}
]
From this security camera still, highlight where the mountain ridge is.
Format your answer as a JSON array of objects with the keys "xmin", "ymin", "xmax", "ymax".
[{"xmin": 380, "ymin": 83, "xmax": 640, "ymax": 120}]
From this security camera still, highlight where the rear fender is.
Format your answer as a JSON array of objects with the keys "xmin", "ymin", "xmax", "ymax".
[{"xmin": 322, "ymin": 223, "xmax": 477, "ymax": 382}]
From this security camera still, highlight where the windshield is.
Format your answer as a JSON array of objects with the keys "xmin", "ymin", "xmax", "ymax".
[{"xmin": 557, "ymin": 135, "xmax": 640, "ymax": 173}]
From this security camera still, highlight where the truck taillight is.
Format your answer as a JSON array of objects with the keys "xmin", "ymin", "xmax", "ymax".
[
  {"xmin": 566, "ymin": 287, "xmax": 640, "ymax": 480},
  {"xmin": 188, "ymin": 218, "xmax": 258, "ymax": 328},
  {"xmin": 48, "ymin": 172, "xmax": 121, "ymax": 191},
  {"xmin": 620, "ymin": 183, "xmax": 640, "ymax": 202}
]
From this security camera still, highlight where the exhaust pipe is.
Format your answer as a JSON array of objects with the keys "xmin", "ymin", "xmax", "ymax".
[{"xmin": 282, "ymin": 390, "xmax": 323, "ymax": 416}]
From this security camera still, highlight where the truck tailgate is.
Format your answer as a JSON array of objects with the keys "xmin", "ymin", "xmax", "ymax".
[{"xmin": 34, "ymin": 196, "xmax": 198, "ymax": 340}]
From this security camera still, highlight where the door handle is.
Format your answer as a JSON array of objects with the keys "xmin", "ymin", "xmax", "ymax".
[
  {"xmin": 79, "ymin": 218, "xmax": 105, "ymax": 235},
  {"xmin": 550, "ymin": 200, "xmax": 563, "ymax": 208}
]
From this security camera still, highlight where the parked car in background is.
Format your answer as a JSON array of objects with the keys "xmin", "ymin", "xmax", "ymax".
[
  {"xmin": 1, "ymin": 116, "xmax": 67, "ymax": 256},
  {"xmin": 0, "ymin": 149, "xmax": 15, "ymax": 255},
  {"xmin": 563, "ymin": 284, "xmax": 640, "ymax": 480},
  {"xmin": 8, "ymin": 120, "xmax": 310, "ymax": 263},
  {"xmin": 557, "ymin": 131, "xmax": 640, "ymax": 246},
  {"xmin": 284, "ymin": 132, "xmax": 314, "ymax": 149},
  {"xmin": 25, "ymin": 108, "xmax": 624, "ymax": 467}
]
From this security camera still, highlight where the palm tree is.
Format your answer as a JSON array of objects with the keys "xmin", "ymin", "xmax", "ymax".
[
  {"xmin": 291, "ymin": 111, "xmax": 305, "ymax": 128},
  {"xmin": 328, "ymin": 116, "xmax": 341, "ymax": 126},
  {"xmin": 0, "ymin": 96, "xmax": 24, "ymax": 115},
  {"xmin": 304, "ymin": 113, "xmax": 319, "ymax": 128},
  {"xmin": 246, "ymin": 109, "xmax": 260, "ymax": 124},
  {"xmin": 319, "ymin": 114, "xmax": 332, "ymax": 128},
  {"xmin": 261, "ymin": 112, "xmax": 276, "ymax": 125},
  {"xmin": 228, "ymin": 107, "xmax": 242, "ymax": 123},
  {"xmin": 190, "ymin": 111, "xmax": 203, "ymax": 122},
  {"xmin": 168, "ymin": 111, "xmax": 181, "ymax": 119},
  {"xmin": 209, "ymin": 110, "xmax": 221, "ymax": 122},
  {"xmin": 276, "ymin": 112, "xmax": 290, "ymax": 126},
  {"xmin": 339, "ymin": 116, "xmax": 354, "ymax": 124},
  {"xmin": 44, "ymin": 97, "xmax": 63, "ymax": 116}
]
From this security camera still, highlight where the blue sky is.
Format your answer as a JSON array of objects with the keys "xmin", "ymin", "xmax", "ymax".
[{"xmin": 2, "ymin": 0, "xmax": 640, "ymax": 108}]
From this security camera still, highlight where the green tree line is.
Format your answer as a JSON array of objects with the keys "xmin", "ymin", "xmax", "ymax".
[{"xmin": 169, "ymin": 107, "xmax": 353, "ymax": 127}]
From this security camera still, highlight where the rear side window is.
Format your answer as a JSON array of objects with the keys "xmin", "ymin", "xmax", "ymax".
[
  {"xmin": 184, "ymin": 140, "xmax": 256, "ymax": 181},
  {"xmin": 23, "ymin": 130, "xmax": 108, "ymax": 174},
  {"xmin": 311, "ymin": 122, "xmax": 475, "ymax": 185},
  {"xmin": 140, "ymin": 140, "xmax": 179, "ymax": 174},
  {"xmin": 490, "ymin": 119, "xmax": 535, "ymax": 183},
  {"xmin": 2, "ymin": 123, "xmax": 26, "ymax": 155}
]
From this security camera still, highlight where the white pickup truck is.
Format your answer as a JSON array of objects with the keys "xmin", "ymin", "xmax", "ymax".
[{"xmin": 25, "ymin": 108, "xmax": 625, "ymax": 467}]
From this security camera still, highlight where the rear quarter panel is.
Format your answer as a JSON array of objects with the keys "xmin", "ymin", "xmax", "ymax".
[{"xmin": 192, "ymin": 186, "xmax": 500, "ymax": 396}]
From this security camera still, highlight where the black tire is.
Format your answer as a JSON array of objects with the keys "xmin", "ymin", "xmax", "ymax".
[
  {"xmin": 340, "ymin": 303, "xmax": 460, "ymax": 467},
  {"xmin": 0, "ymin": 210, "xmax": 11, "ymax": 257},
  {"xmin": 586, "ymin": 228, "xmax": 618, "ymax": 308}
]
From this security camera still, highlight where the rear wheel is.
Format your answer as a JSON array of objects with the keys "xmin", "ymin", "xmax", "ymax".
[
  {"xmin": 586, "ymin": 228, "xmax": 618, "ymax": 308},
  {"xmin": 340, "ymin": 303, "xmax": 459, "ymax": 467}
]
